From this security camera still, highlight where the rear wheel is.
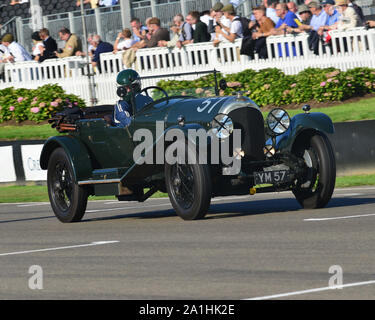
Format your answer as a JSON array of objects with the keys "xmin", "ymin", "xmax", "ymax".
[
  {"xmin": 165, "ymin": 141, "xmax": 212, "ymax": 220},
  {"xmin": 292, "ymin": 133, "xmax": 336, "ymax": 209},
  {"xmin": 47, "ymin": 148, "xmax": 88, "ymax": 222}
]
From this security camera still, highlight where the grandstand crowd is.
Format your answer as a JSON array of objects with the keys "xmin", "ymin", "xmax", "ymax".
[{"xmin": 1, "ymin": 0, "xmax": 375, "ymax": 75}]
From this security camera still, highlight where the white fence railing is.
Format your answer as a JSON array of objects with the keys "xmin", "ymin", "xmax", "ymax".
[{"xmin": 1, "ymin": 27, "xmax": 375, "ymax": 105}]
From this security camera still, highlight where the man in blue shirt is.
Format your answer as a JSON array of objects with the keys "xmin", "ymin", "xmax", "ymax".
[
  {"xmin": 297, "ymin": 1, "xmax": 328, "ymax": 31},
  {"xmin": 272, "ymin": 3, "xmax": 299, "ymax": 33},
  {"xmin": 91, "ymin": 35, "xmax": 113, "ymax": 73},
  {"xmin": 270, "ymin": 3, "xmax": 299, "ymax": 57},
  {"xmin": 317, "ymin": 0, "xmax": 341, "ymax": 34}
]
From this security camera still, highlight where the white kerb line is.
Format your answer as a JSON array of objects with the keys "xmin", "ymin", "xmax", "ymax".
[
  {"xmin": 0, "ymin": 241, "xmax": 119, "ymax": 257},
  {"xmin": 245, "ymin": 280, "xmax": 375, "ymax": 300},
  {"xmin": 304, "ymin": 213, "xmax": 375, "ymax": 222}
]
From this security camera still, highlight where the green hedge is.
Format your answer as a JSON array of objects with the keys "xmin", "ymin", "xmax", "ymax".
[
  {"xmin": 157, "ymin": 67, "xmax": 375, "ymax": 107},
  {"xmin": 0, "ymin": 84, "xmax": 85, "ymax": 123}
]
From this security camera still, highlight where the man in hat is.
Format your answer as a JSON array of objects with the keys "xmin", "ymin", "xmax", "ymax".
[
  {"xmin": 297, "ymin": 1, "xmax": 328, "ymax": 31},
  {"xmin": 298, "ymin": 4, "xmax": 312, "ymax": 25},
  {"xmin": 1, "ymin": 33, "xmax": 31, "ymax": 62},
  {"xmin": 213, "ymin": 4, "xmax": 243, "ymax": 44},
  {"xmin": 212, "ymin": 2, "xmax": 232, "ymax": 38},
  {"xmin": 316, "ymin": 0, "xmax": 341, "ymax": 35},
  {"xmin": 329, "ymin": 0, "xmax": 359, "ymax": 30}
]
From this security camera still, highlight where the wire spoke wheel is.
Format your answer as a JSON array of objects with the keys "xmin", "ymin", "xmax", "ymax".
[
  {"xmin": 170, "ymin": 163, "xmax": 195, "ymax": 210},
  {"xmin": 165, "ymin": 141, "xmax": 212, "ymax": 220},
  {"xmin": 292, "ymin": 133, "xmax": 336, "ymax": 209},
  {"xmin": 47, "ymin": 148, "xmax": 88, "ymax": 223},
  {"xmin": 51, "ymin": 161, "xmax": 74, "ymax": 212}
]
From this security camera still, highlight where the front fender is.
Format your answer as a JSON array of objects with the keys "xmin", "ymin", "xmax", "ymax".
[
  {"xmin": 272, "ymin": 112, "xmax": 335, "ymax": 152},
  {"xmin": 40, "ymin": 135, "xmax": 93, "ymax": 181}
]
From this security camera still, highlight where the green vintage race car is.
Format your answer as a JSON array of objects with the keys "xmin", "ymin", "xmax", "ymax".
[{"xmin": 40, "ymin": 70, "xmax": 336, "ymax": 222}]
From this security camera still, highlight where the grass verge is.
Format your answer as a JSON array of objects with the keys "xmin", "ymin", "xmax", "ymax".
[
  {"xmin": 1, "ymin": 97, "xmax": 375, "ymax": 141},
  {"xmin": 0, "ymin": 174, "xmax": 374, "ymax": 203}
]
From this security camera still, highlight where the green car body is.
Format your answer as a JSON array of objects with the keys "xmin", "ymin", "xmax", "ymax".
[{"xmin": 40, "ymin": 85, "xmax": 336, "ymax": 222}]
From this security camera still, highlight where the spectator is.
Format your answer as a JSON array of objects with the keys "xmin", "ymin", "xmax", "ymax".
[
  {"xmin": 98, "ymin": 0, "xmax": 118, "ymax": 7},
  {"xmin": 114, "ymin": 28, "xmax": 135, "ymax": 53},
  {"xmin": 307, "ymin": 1, "xmax": 329, "ymax": 31},
  {"xmin": 201, "ymin": 9, "xmax": 217, "ymax": 40},
  {"xmin": 158, "ymin": 22, "xmax": 181, "ymax": 47},
  {"xmin": 0, "ymin": 41, "xmax": 10, "ymax": 80},
  {"xmin": 330, "ymin": 0, "xmax": 359, "ymax": 30},
  {"xmin": 297, "ymin": 4, "xmax": 312, "ymax": 25},
  {"xmin": 348, "ymin": 0, "xmax": 365, "ymax": 25},
  {"xmin": 130, "ymin": 17, "xmax": 148, "ymax": 42},
  {"xmin": 270, "ymin": 3, "xmax": 299, "ymax": 35},
  {"xmin": 287, "ymin": 1, "xmax": 299, "ymax": 17},
  {"xmin": 122, "ymin": 17, "xmax": 169, "ymax": 68},
  {"xmin": 144, "ymin": 17, "xmax": 154, "ymax": 40},
  {"xmin": 189, "ymin": 11, "xmax": 211, "ymax": 43},
  {"xmin": 176, "ymin": 13, "xmax": 193, "ymax": 49},
  {"xmin": 264, "ymin": 0, "xmax": 279, "ymax": 24},
  {"xmin": 213, "ymin": 4, "xmax": 243, "ymax": 46},
  {"xmin": 1, "ymin": 33, "xmax": 31, "ymax": 62},
  {"xmin": 317, "ymin": 0, "xmax": 341, "ymax": 34},
  {"xmin": 31, "ymin": 31, "xmax": 45, "ymax": 62},
  {"xmin": 76, "ymin": 0, "xmax": 98, "ymax": 9},
  {"xmin": 367, "ymin": 20, "xmax": 375, "ymax": 28},
  {"xmin": 240, "ymin": 5, "xmax": 275, "ymax": 59},
  {"xmin": 91, "ymin": 35, "xmax": 113, "ymax": 72},
  {"xmin": 142, "ymin": 17, "xmax": 170, "ymax": 48},
  {"xmin": 39, "ymin": 28, "xmax": 57, "ymax": 61},
  {"xmin": 212, "ymin": 2, "xmax": 232, "ymax": 40},
  {"xmin": 56, "ymin": 27, "xmax": 82, "ymax": 58},
  {"xmin": 270, "ymin": 3, "xmax": 299, "ymax": 56}
]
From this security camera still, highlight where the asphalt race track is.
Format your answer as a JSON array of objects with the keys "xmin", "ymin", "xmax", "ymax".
[{"xmin": 1, "ymin": 186, "xmax": 375, "ymax": 300}]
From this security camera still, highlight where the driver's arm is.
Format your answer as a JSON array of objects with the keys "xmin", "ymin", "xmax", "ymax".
[{"xmin": 113, "ymin": 101, "xmax": 132, "ymax": 127}]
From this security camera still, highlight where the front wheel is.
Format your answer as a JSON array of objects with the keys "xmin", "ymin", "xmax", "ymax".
[
  {"xmin": 47, "ymin": 148, "xmax": 88, "ymax": 222},
  {"xmin": 292, "ymin": 133, "xmax": 336, "ymax": 209},
  {"xmin": 165, "ymin": 141, "xmax": 212, "ymax": 220}
]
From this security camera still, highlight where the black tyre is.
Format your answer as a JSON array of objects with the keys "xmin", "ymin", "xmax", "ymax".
[
  {"xmin": 165, "ymin": 141, "xmax": 212, "ymax": 220},
  {"xmin": 292, "ymin": 133, "xmax": 336, "ymax": 209},
  {"xmin": 47, "ymin": 148, "xmax": 88, "ymax": 223}
]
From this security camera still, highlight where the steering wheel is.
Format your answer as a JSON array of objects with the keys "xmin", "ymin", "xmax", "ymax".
[{"xmin": 139, "ymin": 86, "xmax": 169, "ymax": 100}]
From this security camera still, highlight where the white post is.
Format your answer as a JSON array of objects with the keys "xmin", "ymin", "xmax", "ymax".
[
  {"xmin": 243, "ymin": 0, "xmax": 251, "ymax": 18},
  {"xmin": 68, "ymin": 12, "xmax": 76, "ymax": 34},
  {"xmin": 150, "ymin": 0, "xmax": 157, "ymax": 17},
  {"xmin": 30, "ymin": 0, "xmax": 43, "ymax": 31},
  {"xmin": 119, "ymin": 0, "xmax": 132, "ymax": 29},
  {"xmin": 94, "ymin": 8, "xmax": 103, "ymax": 38},
  {"xmin": 180, "ymin": 0, "xmax": 187, "ymax": 18},
  {"xmin": 16, "ymin": 17, "xmax": 24, "ymax": 46}
]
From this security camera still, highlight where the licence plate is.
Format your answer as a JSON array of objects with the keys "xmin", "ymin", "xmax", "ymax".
[{"xmin": 254, "ymin": 170, "xmax": 290, "ymax": 185}]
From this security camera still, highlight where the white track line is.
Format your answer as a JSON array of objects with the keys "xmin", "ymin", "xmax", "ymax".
[
  {"xmin": 304, "ymin": 213, "xmax": 375, "ymax": 222},
  {"xmin": 17, "ymin": 203, "xmax": 50, "ymax": 207},
  {"xmin": 245, "ymin": 280, "xmax": 375, "ymax": 300},
  {"xmin": 333, "ymin": 193, "xmax": 362, "ymax": 197},
  {"xmin": 0, "ymin": 241, "xmax": 119, "ymax": 257}
]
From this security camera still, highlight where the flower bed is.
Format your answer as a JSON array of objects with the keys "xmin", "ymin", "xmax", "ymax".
[
  {"xmin": 0, "ymin": 84, "xmax": 85, "ymax": 123},
  {"xmin": 157, "ymin": 67, "xmax": 375, "ymax": 107}
]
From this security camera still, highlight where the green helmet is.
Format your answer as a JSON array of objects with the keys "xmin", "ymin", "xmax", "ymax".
[{"xmin": 116, "ymin": 69, "xmax": 141, "ymax": 101}]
